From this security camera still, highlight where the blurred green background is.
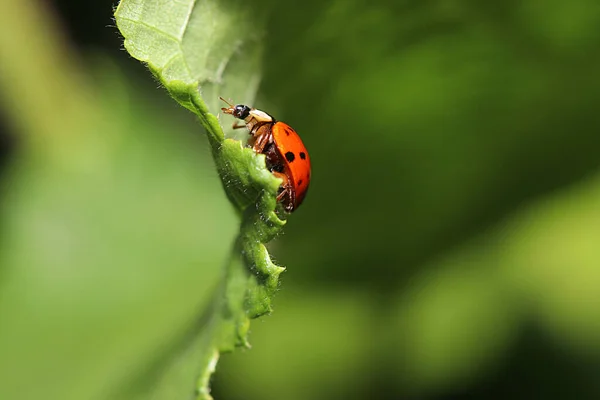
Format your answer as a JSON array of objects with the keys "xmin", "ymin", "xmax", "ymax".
[{"xmin": 2, "ymin": 0, "xmax": 600, "ymax": 399}]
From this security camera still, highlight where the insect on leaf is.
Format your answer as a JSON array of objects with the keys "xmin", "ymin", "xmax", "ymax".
[{"xmin": 115, "ymin": 1, "xmax": 287, "ymax": 398}]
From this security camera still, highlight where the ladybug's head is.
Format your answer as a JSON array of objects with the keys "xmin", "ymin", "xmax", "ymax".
[
  {"xmin": 232, "ymin": 104, "xmax": 251, "ymax": 120},
  {"xmin": 219, "ymin": 97, "xmax": 251, "ymax": 120}
]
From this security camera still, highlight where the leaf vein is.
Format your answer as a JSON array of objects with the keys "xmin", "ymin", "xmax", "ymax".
[{"xmin": 118, "ymin": 17, "xmax": 180, "ymax": 44}]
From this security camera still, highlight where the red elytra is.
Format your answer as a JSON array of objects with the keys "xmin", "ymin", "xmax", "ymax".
[{"xmin": 220, "ymin": 97, "xmax": 311, "ymax": 212}]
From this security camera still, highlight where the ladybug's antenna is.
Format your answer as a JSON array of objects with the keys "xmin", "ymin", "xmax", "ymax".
[
  {"xmin": 219, "ymin": 97, "xmax": 234, "ymax": 107},
  {"xmin": 219, "ymin": 96, "xmax": 235, "ymax": 114}
]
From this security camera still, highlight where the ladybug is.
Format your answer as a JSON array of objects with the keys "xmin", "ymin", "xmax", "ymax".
[{"xmin": 220, "ymin": 97, "xmax": 311, "ymax": 212}]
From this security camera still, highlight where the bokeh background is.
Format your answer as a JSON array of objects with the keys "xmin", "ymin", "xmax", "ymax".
[{"xmin": 1, "ymin": 0, "xmax": 600, "ymax": 399}]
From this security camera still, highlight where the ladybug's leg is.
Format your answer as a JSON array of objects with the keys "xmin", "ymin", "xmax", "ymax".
[
  {"xmin": 272, "ymin": 171, "xmax": 294, "ymax": 212},
  {"xmin": 272, "ymin": 171, "xmax": 289, "ymax": 201},
  {"xmin": 252, "ymin": 129, "xmax": 273, "ymax": 154},
  {"xmin": 232, "ymin": 122, "xmax": 246, "ymax": 130}
]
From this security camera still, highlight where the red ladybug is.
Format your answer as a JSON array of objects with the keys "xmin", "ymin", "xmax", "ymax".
[{"xmin": 220, "ymin": 97, "xmax": 311, "ymax": 212}]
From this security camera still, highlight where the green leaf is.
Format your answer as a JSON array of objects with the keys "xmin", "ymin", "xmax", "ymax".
[
  {"xmin": 115, "ymin": 1, "xmax": 288, "ymax": 398},
  {"xmin": 0, "ymin": 2, "xmax": 237, "ymax": 395},
  {"xmin": 115, "ymin": 0, "xmax": 264, "ymax": 141}
]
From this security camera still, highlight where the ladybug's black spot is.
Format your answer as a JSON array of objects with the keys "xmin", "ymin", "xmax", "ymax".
[
  {"xmin": 299, "ymin": 152, "xmax": 306, "ymax": 160},
  {"xmin": 298, "ymin": 179, "xmax": 303, "ymax": 186},
  {"xmin": 285, "ymin": 130, "xmax": 290, "ymax": 136},
  {"xmin": 285, "ymin": 151, "xmax": 295, "ymax": 162}
]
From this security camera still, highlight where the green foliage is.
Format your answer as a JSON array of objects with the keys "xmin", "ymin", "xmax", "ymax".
[
  {"xmin": 211, "ymin": 0, "xmax": 600, "ymax": 399},
  {"xmin": 0, "ymin": 1, "xmax": 287, "ymax": 399},
  {"xmin": 0, "ymin": 5, "xmax": 236, "ymax": 397},
  {"xmin": 3, "ymin": 0, "xmax": 600, "ymax": 399},
  {"xmin": 114, "ymin": 0, "xmax": 289, "ymax": 398}
]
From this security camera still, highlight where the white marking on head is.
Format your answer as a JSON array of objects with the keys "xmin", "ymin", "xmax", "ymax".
[{"xmin": 249, "ymin": 109, "xmax": 273, "ymax": 122}]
